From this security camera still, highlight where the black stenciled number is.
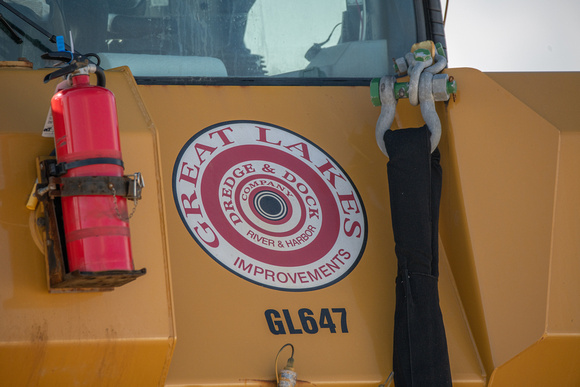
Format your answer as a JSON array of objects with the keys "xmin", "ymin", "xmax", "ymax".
[
  {"xmin": 332, "ymin": 308, "xmax": 349, "ymax": 333},
  {"xmin": 298, "ymin": 308, "xmax": 319, "ymax": 334},
  {"xmin": 265, "ymin": 308, "xmax": 348, "ymax": 335},
  {"xmin": 319, "ymin": 308, "xmax": 337, "ymax": 333}
]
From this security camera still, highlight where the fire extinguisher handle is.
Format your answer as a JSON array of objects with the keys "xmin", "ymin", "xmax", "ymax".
[
  {"xmin": 41, "ymin": 51, "xmax": 74, "ymax": 63},
  {"xmin": 41, "ymin": 51, "xmax": 105, "ymax": 86},
  {"xmin": 42, "ymin": 63, "xmax": 77, "ymax": 83}
]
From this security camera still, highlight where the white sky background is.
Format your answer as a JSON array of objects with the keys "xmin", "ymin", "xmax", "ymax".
[{"xmin": 444, "ymin": 0, "xmax": 580, "ymax": 72}]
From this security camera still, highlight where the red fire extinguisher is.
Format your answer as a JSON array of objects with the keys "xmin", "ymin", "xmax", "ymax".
[{"xmin": 43, "ymin": 51, "xmax": 135, "ymax": 273}]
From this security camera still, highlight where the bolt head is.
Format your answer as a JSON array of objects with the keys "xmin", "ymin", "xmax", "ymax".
[{"xmin": 432, "ymin": 74, "xmax": 451, "ymax": 101}]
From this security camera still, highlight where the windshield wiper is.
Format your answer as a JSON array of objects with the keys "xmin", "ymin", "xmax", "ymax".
[
  {"xmin": 0, "ymin": 0, "xmax": 76, "ymax": 53},
  {"xmin": 0, "ymin": 12, "xmax": 22, "ymax": 44}
]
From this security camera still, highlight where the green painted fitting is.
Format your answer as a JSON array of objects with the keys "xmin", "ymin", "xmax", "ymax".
[
  {"xmin": 370, "ymin": 78, "xmax": 381, "ymax": 106},
  {"xmin": 413, "ymin": 48, "xmax": 432, "ymax": 62},
  {"xmin": 447, "ymin": 79, "xmax": 457, "ymax": 95},
  {"xmin": 394, "ymin": 82, "xmax": 409, "ymax": 99},
  {"xmin": 371, "ymin": 78, "xmax": 454, "ymax": 106},
  {"xmin": 435, "ymin": 42, "xmax": 446, "ymax": 58}
]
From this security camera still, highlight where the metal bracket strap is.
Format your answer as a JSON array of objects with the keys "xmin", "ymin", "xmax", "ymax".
[
  {"xmin": 50, "ymin": 157, "xmax": 124, "ymax": 176},
  {"xmin": 45, "ymin": 174, "xmax": 143, "ymax": 200}
]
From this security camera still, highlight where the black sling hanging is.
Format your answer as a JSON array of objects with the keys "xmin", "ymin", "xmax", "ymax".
[{"xmin": 383, "ymin": 125, "xmax": 452, "ymax": 387}]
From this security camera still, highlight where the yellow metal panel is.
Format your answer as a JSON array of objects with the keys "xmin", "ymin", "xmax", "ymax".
[
  {"xmin": 4, "ymin": 64, "xmax": 577, "ymax": 385},
  {"xmin": 486, "ymin": 72, "xmax": 580, "ymax": 133},
  {"xmin": 488, "ymin": 334, "xmax": 580, "ymax": 386},
  {"xmin": 2, "ymin": 340, "xmax": 172, "ymax": 386},
  {"xmin": 0, "ymin": 68, "xmax": 175, "ymax": 385},
  {"xmin": 140, "ymin": 84, "xmax": 396, "ymax": 385},
  {"xmin": 438, "ymin": 92, "xmax": 494, "ymax": 378},
  {"xmin": 138, "ymin": 83, "xmax": 484, "ymax": 386},
  {"xmin": 443, "ymin": 69, "xmax": 580, "ymax": 384},
  {"xmin": 439, "ymin": 238, "xmax": 487, "ymax": 386},
  {"xmin": 483, "ymin": 73, "xmax": 580, "ymax": 342},
  {"xmin": 546, "ymin": 130, "xmax": 580, "ymax": 333},
  {"xmin": 444, "ymin": 68, "xmax": 559, "ymax": 369}
]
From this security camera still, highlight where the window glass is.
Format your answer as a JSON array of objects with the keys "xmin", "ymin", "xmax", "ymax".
[{"xmin": 0, "ymin": 0, "xmax": 417, "ymax": 80}]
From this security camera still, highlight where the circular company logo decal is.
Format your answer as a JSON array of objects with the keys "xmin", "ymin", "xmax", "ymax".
[{"xmin": 173, "ymin": 121, "xmax": 367, "ymax": 291}]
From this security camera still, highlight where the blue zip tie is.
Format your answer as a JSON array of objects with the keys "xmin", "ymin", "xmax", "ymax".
[{"xmin": 56, "ymin": 35, "xmax": 65, "ymax": 52}]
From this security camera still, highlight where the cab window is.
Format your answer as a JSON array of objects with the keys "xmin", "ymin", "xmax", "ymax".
[{"xmin": 0, "ymin": 0, "xmax": 417, "ymax": 81}]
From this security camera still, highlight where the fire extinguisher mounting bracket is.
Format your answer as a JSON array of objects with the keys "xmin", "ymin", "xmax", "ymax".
[
  {"xmin": 46, "ymin": 175, "xmax": 143, "ymax": 201},
  {"xmin": 52, "ymin": 269, "xmax": 147, "ymax": 291},
  {"xmin": 39, "ymin": 159, "xmax": 143, "ymax": 201},
  {"xmin": 34, "ymin": 157, "xmax": 146, "ymax": 292}
]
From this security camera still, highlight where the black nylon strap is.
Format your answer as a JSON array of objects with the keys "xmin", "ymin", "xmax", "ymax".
[
  {"xmin": 384, "ymin": 125, "xmax": 452, "ymax": 387},
  {"xmin": 52, "ymin": 157, "xmax": 124, "ymax": 176}
]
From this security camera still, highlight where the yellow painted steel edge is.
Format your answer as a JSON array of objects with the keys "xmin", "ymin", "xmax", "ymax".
[
  {"xmin": 487, "ymin": 334, "xmax": 580, "ymax": 386},
  {"xmin": 0, "ymin": 338, "xmax": 173, "ymax": 386},
  {"xmin": 0, "ymin": 67, "xmax": 176, "ymax": 386},
  {"xmin": 444, "ymin": 69, "xmax": 580, "ymax": 384}
]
